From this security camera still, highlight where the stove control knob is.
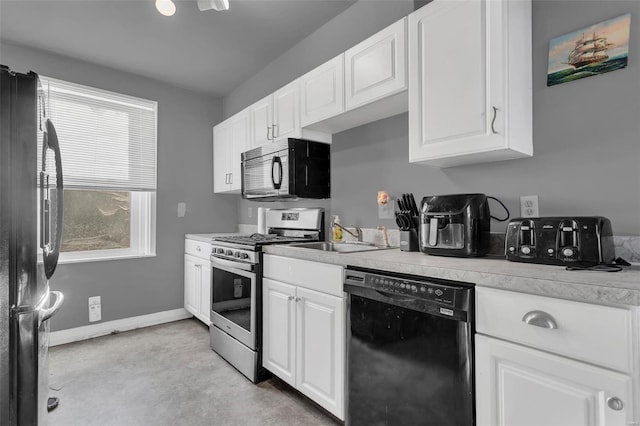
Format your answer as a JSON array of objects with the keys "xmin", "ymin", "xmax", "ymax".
[
  {"xmin": 435, "ymin": 289, "xmax": 443, "ymax": 297},
  {"xmin": 235, "ymin": 252, "xmax": 242, "ymax": 258},
  {"xmin": 562, "ymin": 248, "xmax": 575, "ymax": 257},
  {"xmin": 225, "ymin": 250, "xmax": 233, "ymax": 256},
  {"xmin": 521, "ymin": 246, "xmax": 531, "ymax": 255},
  {"xmin": 240, "ymin": 253, "xmax": 249, "ymax": 259},
  {"xmin": 216, "ymin": 248, "xmax": 224, "ymax": 254}
]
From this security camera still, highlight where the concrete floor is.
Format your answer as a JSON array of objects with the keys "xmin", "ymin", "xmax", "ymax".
[{"xmin": 48, "ymin": 319, "xmax": 341, "ymax": 426}]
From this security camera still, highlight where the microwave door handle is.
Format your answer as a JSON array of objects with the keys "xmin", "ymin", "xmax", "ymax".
[
  {"xmin": 271, "ymin": 156, "xmax": 282, "ymax": 190},
  {"xmin": 43, "ymin": 119, "xmax": 64, "ymax": 280}
]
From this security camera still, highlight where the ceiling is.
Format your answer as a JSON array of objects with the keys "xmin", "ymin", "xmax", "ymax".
[{"xmin": 0, "ymin": 0, "xmax": 356, "ymax": 97}]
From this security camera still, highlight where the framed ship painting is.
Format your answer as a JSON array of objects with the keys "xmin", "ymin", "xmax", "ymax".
[{"xmin": 547, "ymin": 13, "xmax": 631, "ymax": 86}]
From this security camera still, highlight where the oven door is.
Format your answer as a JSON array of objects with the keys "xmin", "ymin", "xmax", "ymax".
[{"xmin": 210, "ymin": 256, "xmax": 257, "ymax": 350}]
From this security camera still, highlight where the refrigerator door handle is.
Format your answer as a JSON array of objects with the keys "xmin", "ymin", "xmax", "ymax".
[
  {"xmin": 42, "ymin": 119, "xmax": 64, "ymax": 280},
  {"xmin": 38, "ymin": 291, "xmax": 64, "ymax": 323}
]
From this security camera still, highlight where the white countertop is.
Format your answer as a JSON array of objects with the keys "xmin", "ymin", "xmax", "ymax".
[
  {"xmin": 262, "ymin": 245, "xmax": 640, "ymax": 306},
  {"xmin": 185, "ymin": 233, "xmax": 239, "ymax": 243}
]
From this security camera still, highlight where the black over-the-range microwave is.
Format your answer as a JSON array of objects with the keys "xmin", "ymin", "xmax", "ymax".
[{"xmin": 241, "ymin": 138, "xmax": 330, "ymax": 201}]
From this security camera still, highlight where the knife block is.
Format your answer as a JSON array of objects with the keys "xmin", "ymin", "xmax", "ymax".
[{"xmin": 399, "ymin": 229, "xmax": 419, "ymax": 252}]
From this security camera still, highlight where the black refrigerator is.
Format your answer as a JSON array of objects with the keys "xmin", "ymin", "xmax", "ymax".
[{"xmin": 0, "ymin": 65, "xmax": 65, "ymax": 425}]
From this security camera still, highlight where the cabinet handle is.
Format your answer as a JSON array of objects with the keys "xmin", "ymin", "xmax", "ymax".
[
  {"xmin": 229, "ymin": 173, "xmax": 233, "ymax": 184},
  {"xmin": 521, "ymin": 310, "xmax": 558, "ymax": 329},
  {"xmin": 491, "ymin": 106, "xmax": 499, "ymax": 134},
  {"xmin": 224, "ymin": 173, "xmax": 229, "ymax": 184},
  {"xmin": 295, "ymin": 297, "xmax": 302, "ymax": 302},
  {"xmin": 267, "ymin": 126, "xmax": 272, "ymax": 141},
  {"xmin": 196, "ymin": 246, "xmax": 201, "ymax": 252},
  {"xmin": 272, "ymin": 124, "xmax": 277, "ymax": 139},
  {"xmin": 607, "ymin": 397, "xmax": 624, "ymax": 411},
  {"xmin": 288, "ymin": 295, "xmax": 295, "ymax": 301}
]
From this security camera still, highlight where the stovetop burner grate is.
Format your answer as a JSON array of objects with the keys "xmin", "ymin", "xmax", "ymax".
[{"xmin": 213, "ymin": 233, "xmax": 313, "ymax": 246}]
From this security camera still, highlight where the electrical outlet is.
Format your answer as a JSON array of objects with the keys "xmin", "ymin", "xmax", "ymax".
[
  {"xmin": 520, "ymin": 195, "xmax": 539, "ymax": 218},
  {"xmin": 88, "ymin": 296, "xmax": 101, "ymax": 323},
  {"xmin": 248, "ymin": 207, "xmax": 253, "ymax": 218}
]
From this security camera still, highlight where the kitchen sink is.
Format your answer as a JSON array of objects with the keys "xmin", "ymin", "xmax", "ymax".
[{"xmin": 288, "ymin": 241, "xmax": 391, "ymax": 253}]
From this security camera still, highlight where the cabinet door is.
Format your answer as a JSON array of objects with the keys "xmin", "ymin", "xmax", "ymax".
[
  {"xmin": 184, "ymin": 254, "xmax": 200, "ymax": 316},
  {"xmin": 262, "ymin": 278, "xmax": 297, "ymax": 387},
  {"xmin": 408, "ymin": 0, "xmax": 531, "ymax": 167},
  {"xmin": 296, "ymin": 287, "xmax": 345, "ymax": 420},
  {"xmin": 300, "ymin": 54, "xmax": 345, "ymax": 128},
  {"xmin": 199, "ymin": 261, "xmax": 211, "ymax": 324},
  {"xmin": 212, "ymin": 122, "xmax": 231, "ymax": 193},
  {"xmin": 250, "ymin": 95, "xmax": 273, "ymax": 148},
  {"xmin": 345, "ymin": 18, "xmax": 406, "ymax": 111},
  {"xmin": 229, "ymin": 108, "xmax": 250, "ymax": 191},
  {"xmin": 273, "ymin": 81, "xmax": 300, "ymax": 140},
  {"xmin": 476, "ymin": 335, "xmax": 633, "ymax": 426}
]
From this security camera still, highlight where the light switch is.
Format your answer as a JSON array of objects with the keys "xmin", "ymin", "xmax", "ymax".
[
  {"xmin": 378, "ymin": 201, "xmax": 395, "ymax": 220},
  {"xmin": 177, "ymin": 202, "xmax": 186, "ymax": 218}
]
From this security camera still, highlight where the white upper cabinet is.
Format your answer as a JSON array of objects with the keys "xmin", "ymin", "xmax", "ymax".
[
  {"xmin": 250, "ymin": 94, "xmax": 273, "ymax": 148},
  {"xmin": 345, "ymin": 17, "xmax": 407, "ymax": 111},
  {"xmin": 408, "ymin": 0, "xmax": 532, "ymax": 167},
  {"xmin": 272, "ymin": 80, "xmax": 300, "ymax": 141},
  {"xmin": 213, "ymin": 120, "xmax": 231, "ymax": 194},
  {"xmin": 300, "ymin": 54, "xmax": 345, "ymax": 129},
  {"xmin": 229, "ymin": 108, "xmax": 250, "ymax": 190},
  {"xmin": 213, "ymin": 107, "xmax": 250, "ymax": 194},
  {"xmin": 301, "ymin": 19, "xmax": 408, "ymax": 134}
]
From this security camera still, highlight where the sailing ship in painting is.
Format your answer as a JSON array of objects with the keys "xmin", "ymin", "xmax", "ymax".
[
  {"xmin": 567, "ymin": 32, "xmax": 612, "ymax": 69},
  {"xmin": 547, "ymin": 13, "xmax": 630, "ymax": 86}
]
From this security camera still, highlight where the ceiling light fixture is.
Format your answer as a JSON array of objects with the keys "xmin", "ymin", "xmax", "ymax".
[
  {"xmin": 155, "ymin": 0, "xmax": 176, "ymax": 17},
  {"xmin": 197, "ymin": 0, "xmax": 230, "ymax": 12}
]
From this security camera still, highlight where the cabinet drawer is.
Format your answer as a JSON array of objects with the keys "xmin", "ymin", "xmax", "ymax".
[
  {"xmin": 263, "ymin": 254, "xmax": 344, "ymax": 297},
  {"xmin": 185, "ymin": 239, "xmax": 212, "ymax": 260},
  {"xmin": 476, "ymin": 287, "xmax": 634, "ymax": 373}
]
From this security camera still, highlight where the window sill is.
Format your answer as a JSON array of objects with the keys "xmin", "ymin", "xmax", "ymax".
[{"xmin": 58, "ymin": 253, "xmax": 157, "ymax": 265}]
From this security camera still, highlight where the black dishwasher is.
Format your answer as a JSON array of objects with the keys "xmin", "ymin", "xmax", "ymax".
[{"xmin": 345, "ymin": 266, "xmax": 474, "ymax": 426}]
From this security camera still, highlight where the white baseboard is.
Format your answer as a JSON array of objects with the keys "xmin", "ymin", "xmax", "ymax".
[{"xmin": 50, "ymin": 308, "xmax": 193, "ymax": 347}]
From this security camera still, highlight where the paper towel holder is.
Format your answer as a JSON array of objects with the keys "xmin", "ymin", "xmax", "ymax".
[{"xmin": 257, "ymin": 207, "xmax": 268, "ymax": 234}]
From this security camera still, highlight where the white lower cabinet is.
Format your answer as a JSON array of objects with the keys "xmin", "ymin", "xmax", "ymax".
[
  {"xmin": 476, "ymin": 335, "xmax": 633, "ymax": 426},
  {"xmin": 263, "ymin": 278, "xmax": 296, "ymax": 385},
  {"xmin": 184, "ymin": 239, "xmax": 212, "ymax": 325},
  {"xmin": 262, "ymin": 255, "xmax": 345, "ymax": 420},
  {"xmin": 476, "ymin": 287, "xmax": 638, "ymax": 426}
]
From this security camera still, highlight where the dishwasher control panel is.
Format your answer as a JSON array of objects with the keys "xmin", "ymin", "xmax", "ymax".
[{"xmin": 366, "ymin": 275, "xmax": 455, "ymax": 306}]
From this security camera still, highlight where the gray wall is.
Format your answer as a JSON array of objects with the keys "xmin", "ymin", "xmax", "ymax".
[
  {"xmin": 1, "ymin": 43, "xmax": 238, "ymax": 331},
  {"xmin": 232, "ymin": 0, "xmax": 640, "ymax": 236}
]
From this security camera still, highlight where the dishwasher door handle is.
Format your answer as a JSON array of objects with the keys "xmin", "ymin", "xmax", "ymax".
[{"xmin": 374, "ymin": 290, "xmax": 418, "ymax": 303}]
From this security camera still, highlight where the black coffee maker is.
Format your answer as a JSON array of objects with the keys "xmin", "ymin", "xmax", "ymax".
[{"xmin": 419, "ymin": 193, "xmax": 491, "ymax": 257}]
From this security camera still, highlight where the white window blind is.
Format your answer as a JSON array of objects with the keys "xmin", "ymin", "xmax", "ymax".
[{"xmin": 41, "ymin": 77, "xmax": 157, "ymax": 191}]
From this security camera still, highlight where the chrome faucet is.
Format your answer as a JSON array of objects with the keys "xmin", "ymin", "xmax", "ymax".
[{"xmin": 333, "ymin": 221, "xmax": 363, "ymax": 242}]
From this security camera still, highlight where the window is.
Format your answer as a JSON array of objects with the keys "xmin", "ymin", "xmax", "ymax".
[{"xmin": 41, "ymin": 77, "xmax": 157, "ymax": 262}]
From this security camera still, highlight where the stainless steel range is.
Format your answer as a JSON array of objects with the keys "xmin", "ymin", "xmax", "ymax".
[{"xmin": 209, "ymin": 208, "xmax": 324, "ymax": 382}]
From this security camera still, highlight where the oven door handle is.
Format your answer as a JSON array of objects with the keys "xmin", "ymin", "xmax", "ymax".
[{"xmin": 210, "ymin": 255, "xmax": 255, "ymax": 273}]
